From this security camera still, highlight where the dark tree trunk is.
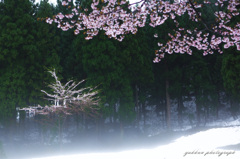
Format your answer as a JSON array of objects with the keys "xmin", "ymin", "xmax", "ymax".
[
  {"xmin": 142, "ymin": 101, "xmax": 146, "ymax": 130},
  {"xmin": 96, "ymin": 117, "xmax": 104, "ymax": 139},
  {"xmin": 196, "ymin": 99, "xmax": 201, "ymax": 127},
  {"xmin": 177, "ymin": 95, "xmax": 184, "ymax": 127},
  {"xmin": 216, "ymin": 89, "xmax": 221, "ymax": 119},
  {"xmin": 230, "ymin": 97, "xmax": 238, "ymax": 119},
  {"xmin": 113, "ymin": 103, "xmax": 117, "ymax": 124},
  {"xmin": 165, "ymin": 79, "xmax": 171, "ymax": 129},
  {"xmin": 164, "ymin": 59, "xmax": 171, "ymax": 129},
  {"xmin": 135, "ymin": 84, "xmax": 139, "ymax": 127}
]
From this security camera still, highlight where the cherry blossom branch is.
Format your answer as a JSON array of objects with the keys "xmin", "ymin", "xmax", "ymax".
[
  {"xmin": 45, "ymin": 0, "xmax": 240, "ymax": 62},
  {"xmin": 128, "ymin": 0, "xmax": 144, "ymax": 7},
  {"xmin": 188, "ymin": 0, "xmax": 213, "ymax": 32}
]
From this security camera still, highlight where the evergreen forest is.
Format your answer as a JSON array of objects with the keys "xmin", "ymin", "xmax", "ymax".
[{"xmin": 0, "ymin": 0, "xmax": 240, "ymax": 137}]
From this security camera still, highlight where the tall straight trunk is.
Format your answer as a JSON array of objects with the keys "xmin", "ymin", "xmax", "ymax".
[
  {"xmin": 216, "ymin": 89, "xmax": 221, "ymax": 119},
  {"xmin": 113, "ymin": 103, "xmax": 117, "ymax": 124},
  {"xmin": 83, "ymin": 113, "xmax": 88, "ymax": 130},
  {"xmin": 204, "ymin": 106, "xmax": 209, "ymax": 125},
  {"xmin": 142, "ymin": 101, "xmax": 146, "ymax": 130},
  {"xmin": 96, "ymin": 117, "xmax": 103, "ymax": 139},
  {"xmin": 164, "ymin": 60, "xmax": 171, "ymax": 129},
  {"xmin": 75, "ymin": 113, "xmax": 80, "ymax": 131},
  {"xmin": 230, "ymin": 97, "xmax": 238, "ymax": 119},
  {"xmin": 165, "ymin": 79, "xmax": 171, "ymax": 129},
  {"xmin": 135, "ymin": 84, "xmax": 139, "ymax": 127},
  {"xmin": 216, "ymin": 100, "xmax": 219, "ymax": 119},
  {"xmin": 196, "ymin": 102, "xmax": 200, "ymax": 127},
  {"xmin": 195, "ymin": 96, "xmax": 201, "ymax": 126},
  {"xmin": 177, "ymin": 95, "xmax": 184, "ymax": 127}
]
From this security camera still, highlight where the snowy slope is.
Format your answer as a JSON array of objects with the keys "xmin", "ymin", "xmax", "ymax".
[{"xmin": 34, "ymin": 125, "xmax": 240, "ymax": 159}]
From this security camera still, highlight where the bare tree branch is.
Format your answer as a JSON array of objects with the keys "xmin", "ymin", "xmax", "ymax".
[{"xmin": 21, "ymin": 69, "xmax": 100, "ymax": 116}]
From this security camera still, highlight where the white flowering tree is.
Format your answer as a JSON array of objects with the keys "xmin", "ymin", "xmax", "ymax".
[
  {"xmin": 42, "ymin": 70, "xmax": 97, "ymax": 105},
  {"xmin": 41, "ymin": 69, "xmax": 99, "ymax": 113},
  {"xmin": 18, "ymin": 69, "xmax": 99, "ymax": 144},
  {"xmin": 20, "ymin": 69, "xmax": 99, "ymax": 116}
]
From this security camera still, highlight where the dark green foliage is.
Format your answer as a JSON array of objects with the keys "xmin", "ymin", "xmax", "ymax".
[
  {"xmin": 222, "ymin": 51, "xmax": 240, "ymax": 96},
  {"xmin": 74, "ymin": 32, "xmax": 135, "ymax": 124},
  {"xmin": 0, "ymin": 0, "xmax": 36, "ymax": 118},
  {"xmin": 0, "ymin": 0, "xmax": 239, "ymax": 126},
  {"xmin": 0, "ymin": 0, "xmax": 60, "ymax": 118},
  {"xmin": 222, "ymin": 48, "xmax": 240, "ymax": 115}
]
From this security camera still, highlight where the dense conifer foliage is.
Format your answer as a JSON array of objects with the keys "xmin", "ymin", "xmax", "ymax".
[{"xmin": 0, "ymin": 0, "xmax": 239, "ymax": 130}]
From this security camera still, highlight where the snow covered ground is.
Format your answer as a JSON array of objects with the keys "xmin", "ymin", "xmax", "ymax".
[
  {"xmin": 2, "ymin": 105, "xmax": 240, "ymax": 159},
  {"xmin": 33, "ymin": 119, "xmax": 240, "ymax": 159}
]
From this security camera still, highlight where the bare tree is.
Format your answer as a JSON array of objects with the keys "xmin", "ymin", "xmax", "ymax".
[
  {"xmin": 42, "ymin": 69, "xmax": 98, "ymax": 105},
  {"xmin": 21, "ymin": 69, "xmax": 99, "ymax": 116}
]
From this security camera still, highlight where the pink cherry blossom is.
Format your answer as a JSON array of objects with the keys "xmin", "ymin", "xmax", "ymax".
[
  {"xmin": 45, "ymin": 0, "xmax": 240, "ymax": 62},
  {"xmin": 62, "ymin": 1, "xmax": 68, "ymax": 6}
]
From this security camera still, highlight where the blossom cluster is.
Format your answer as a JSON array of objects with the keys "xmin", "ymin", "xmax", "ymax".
[{"xmin": 46, "ymin": 0, "xmax": 240, "ymax": 62}]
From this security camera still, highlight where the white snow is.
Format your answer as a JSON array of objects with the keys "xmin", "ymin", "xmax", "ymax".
[
  {"xmin": 33, "ymin": 125, "xmax": 240, "ymax": 159},
  {"xmin": 206, "ymin": 117, "xmax": 240, "ymax": 127}
]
